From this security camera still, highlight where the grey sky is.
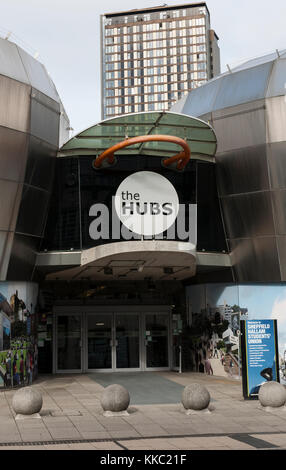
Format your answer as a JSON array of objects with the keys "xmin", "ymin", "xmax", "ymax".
[{"xmin": 0, "ymin": 0, "xmax": 285, "ymax": 133}]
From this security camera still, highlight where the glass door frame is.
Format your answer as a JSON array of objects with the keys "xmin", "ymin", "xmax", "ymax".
[
  {"xmin": 113, "ymin": 311, "xmax": 142, "ymax": 372},
  {"xmin": 53, "ymin": 310, "xmax": 85, "ymax": 374},
  {"xmin": 86, "ymin": 312, "xmax": 113, "ymax": 372},
  {"xmin": 142, "ymin": 311, "xmax": 172, "ymax": 372},
  {"xmin": 86, "ymin": 311, "xmax": 142, "ymax": 373},
  {"xmin": 53, "ymin": 306, "xmax": 172, "ymax": 374}
]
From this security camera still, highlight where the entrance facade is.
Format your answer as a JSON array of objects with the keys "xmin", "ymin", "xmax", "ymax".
[{"xmin": 54, "ymin": 306, "xmax": 171, "ymax": 373}]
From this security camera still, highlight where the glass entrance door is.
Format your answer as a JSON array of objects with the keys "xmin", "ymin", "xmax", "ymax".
[
  {"xmin": 145, "ymin": 313, "xmax": 170, "ymax": 369},
  {"xmin": 115, "ymin": 314, "xmax": 140, "ymax": 369},
  {"xmin": 56, "ymin": 314, "xmax": 82, "ymax": 372},
  {"xmin": 55, "ymin": 310, "xmax": 171, "ymax": 373},
  {"xmin": 87, "ymin": 313, "xmax": 140, "ymax": 371},
  {"xmin": 87, "ymin": 314, "xmax": 112, "ymax": 370}
]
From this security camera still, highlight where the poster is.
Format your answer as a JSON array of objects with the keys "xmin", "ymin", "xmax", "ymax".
[
  {"xmin": 0, "ymin": 282, "xmax": 38, "ymax": 388},
  {"xmin": 241, "ymin": 320, "xmax": 280, "ymax": 399}
]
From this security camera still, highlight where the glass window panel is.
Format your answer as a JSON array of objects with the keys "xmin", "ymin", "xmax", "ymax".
[
  {"xmin": 57, "ymin": 315, "xmax": 81, "ymax": 370},
  {"xmin": 116, "ymin": 314, "xmax": 139, "ymax": 368},
  {"xmin": 42, "ymin": 158, "xmax": 80, "ymax": 251},
  {"xmin": 16, "ymin": 185, "xmax": 49, "ymax": 237},
  {"xmin": 146, "ymin": 314, "xmax": 169, "ymax": 368},
  {"xmin": 88, "ymin": 315, "xmax": 112, "ymax": 369}
]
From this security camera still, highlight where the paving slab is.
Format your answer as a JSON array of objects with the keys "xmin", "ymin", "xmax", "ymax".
[{"xmin": 0, "ymin": 371, "xmax": 285, "ymax": 450}]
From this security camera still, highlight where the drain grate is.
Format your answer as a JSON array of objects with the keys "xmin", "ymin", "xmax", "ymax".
[
  {"xmin": 0, "ymin": 431, "xmax": 283, "ymax": 448},
  {"xmin": 39, "ymin": 410, "xmax": 83, "ymax": 418},
  {"xmin": 0, "ymin": 438, "xmax": 116, "ymax": 447}
]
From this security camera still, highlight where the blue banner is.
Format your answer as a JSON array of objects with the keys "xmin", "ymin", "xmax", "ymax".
[{"xmin": 244, "ymin": 320, "xmax": 279, "ymax": 397}]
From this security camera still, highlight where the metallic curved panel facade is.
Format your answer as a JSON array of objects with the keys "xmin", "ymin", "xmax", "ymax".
[
  {"xmin": 173, "ymin": 51, "xmax": 286, "ymax": 282},
  {"xmin": 0, "ymin": 38, "xmax": 69, "ymax": 281}
]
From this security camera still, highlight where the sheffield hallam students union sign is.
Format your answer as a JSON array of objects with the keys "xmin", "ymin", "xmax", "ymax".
[{"xmin": 240, "ymin": 319, "xmax": 280, "ymax": 399}]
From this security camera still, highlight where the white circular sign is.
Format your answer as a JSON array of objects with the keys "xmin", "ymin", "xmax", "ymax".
[{"xmin": 115, "ymin": 171, "xmax": 179, "ymax": 236}]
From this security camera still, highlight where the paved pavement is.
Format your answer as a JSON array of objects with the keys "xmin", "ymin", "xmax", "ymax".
[{"xmin": 0, "ymin": 371, "xmax": 286, "ymax": 450}]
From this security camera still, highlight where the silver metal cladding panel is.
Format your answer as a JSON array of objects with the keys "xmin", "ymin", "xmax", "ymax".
[
  {"xmin": 30, "ymin": 89, "xmax": 60, "ymax": 146},
  {"xmin": 25, "ymin": 137, "xmax": 57, "ymax": 191},
  {"xmin": 212, "ymin": 99, "xmax": 265, "ymax": 119},
  {"xmin": 17, "ymin": 47, "xmax": 59, "ymax": 102},
  {"xmin": 271, "ymin": 190, "xmax": 286, "ymax": 235},
  {"xmin": 211, "ymin": 62, "xmax": 273, "ymax": 110},
  {"xmin": 276, "ymin": 236, "xmax": 286, "ymax": 280},
  {"xmin": 59, "ymin": 104, "xmax": 71, "ymax": 147},
  {"xmin": 267, "ymin": 142, "xmax": 286, "ymax": 189},
  {"xmin": 216, "ymin": 144, "xmax": 269, "ymax": 196},
  {"xmin": 172, "ymin": 62, "xmax": 273, "ymax": 117},
  {"xmin": 171, "ymin": 94, "xmax": 188, "ymax": 114},
  {"xmin": 0, "ymin": 127, "xmax": 29, "ymax": 182},
  {"xmin": 6, "ymin": 233, "xmax": 41, "ymax": 281},
  {"xmin": 0, "ymin": 231, "xmax": 14, "ymax": 281},
  {"xmin": 0, "ymin": 38, "xmax": 29, "ymax": 84},
  {"xmin": 266, "ymin": 58, "xmax": 286, "ymax": 98},
  {"xmin": 231, "ymin": 50, "xmax": 285, "ymax": 72},
  {"xmin": 220, "ymin": 191, "xmax": 275, "ymax": 239},
  {"xmin": 171, "ymin": 52, "xmax": 286, "ymax": 283},
  {"xmin": 214, "ymin": 106, "xmax": 267, "ymax": 153},
  {"xmin": 0, "ymin": 180, "xmax": 23, "ymax": 232},
  {"xmin": 0, "ymin": 41, "xmax": 65, "ymax": 281},
  {"xmin": 0, "ymin": 231, "xmax": 8, "ymax": 264},
  {"xmin": 266, "ymin": 96, "xmax": 286, "ymax": 144},
  {"xmin": 15, "ymin": 186, "xmax": 50, "ymax": 238},
  {"xmin": 229, "ymin": 237, "xmax": 281, "ymax": 282},
  {"xmin": 178, "ymin": 77, "xmax": 223, "ymax": 117},
  {"xmin": 0, "ymin": 75, "xmax": 30, "ymax": 132}
]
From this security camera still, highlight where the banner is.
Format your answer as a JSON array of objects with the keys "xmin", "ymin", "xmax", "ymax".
[
  {"xmin": 0, "ymin": 282, "xmax": 38, "ymax": 388},
  {"xmin": 240, "ymin": 320, "xmax": 279, "ymax": 399}
]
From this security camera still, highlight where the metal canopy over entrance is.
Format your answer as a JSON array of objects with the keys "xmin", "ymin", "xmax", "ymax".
[
  {"xmin": 59, "ymin": 111, "xmax": 217, "ymax": 162},
  {"xmin": 43, "ymin": 241, "xmax": 197, "ymax": 281}
]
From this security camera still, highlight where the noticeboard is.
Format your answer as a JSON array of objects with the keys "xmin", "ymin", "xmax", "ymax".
[{"xmin": 240, "ymin": 320, "xmax": 280, "ymax": 399}]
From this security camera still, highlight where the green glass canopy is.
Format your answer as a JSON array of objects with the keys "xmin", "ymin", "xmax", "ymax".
[{"xmin": 59, "ymin": 111, "xmax": 217, "ymax": 161}]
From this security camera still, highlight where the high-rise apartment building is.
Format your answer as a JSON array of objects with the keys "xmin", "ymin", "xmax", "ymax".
[{"xmin": 101, "ymin": 2, "xmax": 220, "ymax": 119}]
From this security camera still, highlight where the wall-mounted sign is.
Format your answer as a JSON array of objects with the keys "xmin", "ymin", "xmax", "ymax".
[
  {"xmin": 240, "ymin": 320, "xmax": 280, "ymax": 400},
  {"xmin": 114, "ymin": 171, "xmax": 179, "ymax": 236},
  {"xmin": 89, "ymin": 170, "xmax": 197, "ymax": 244}
]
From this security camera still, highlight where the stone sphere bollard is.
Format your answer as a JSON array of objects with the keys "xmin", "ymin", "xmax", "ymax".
[
  {"xmin": 12, "ymin": 387, "xmax": 43, "ymax": 416},
  {"xmin": 182, "ymin": 383, "xmax": 211, "ymax": 411},
  {"xmin": 258, "ymin": 381, "xmax": 286, "ymax": 408},
  {"xmin": 101, "ymin": 384, "xmax": 130, "ymax": 413}
]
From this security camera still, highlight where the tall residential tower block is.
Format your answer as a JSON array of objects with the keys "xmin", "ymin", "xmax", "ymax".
[{"xmin": 101, "ymin": 3, "xmax": 220, "ymax": 119}]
